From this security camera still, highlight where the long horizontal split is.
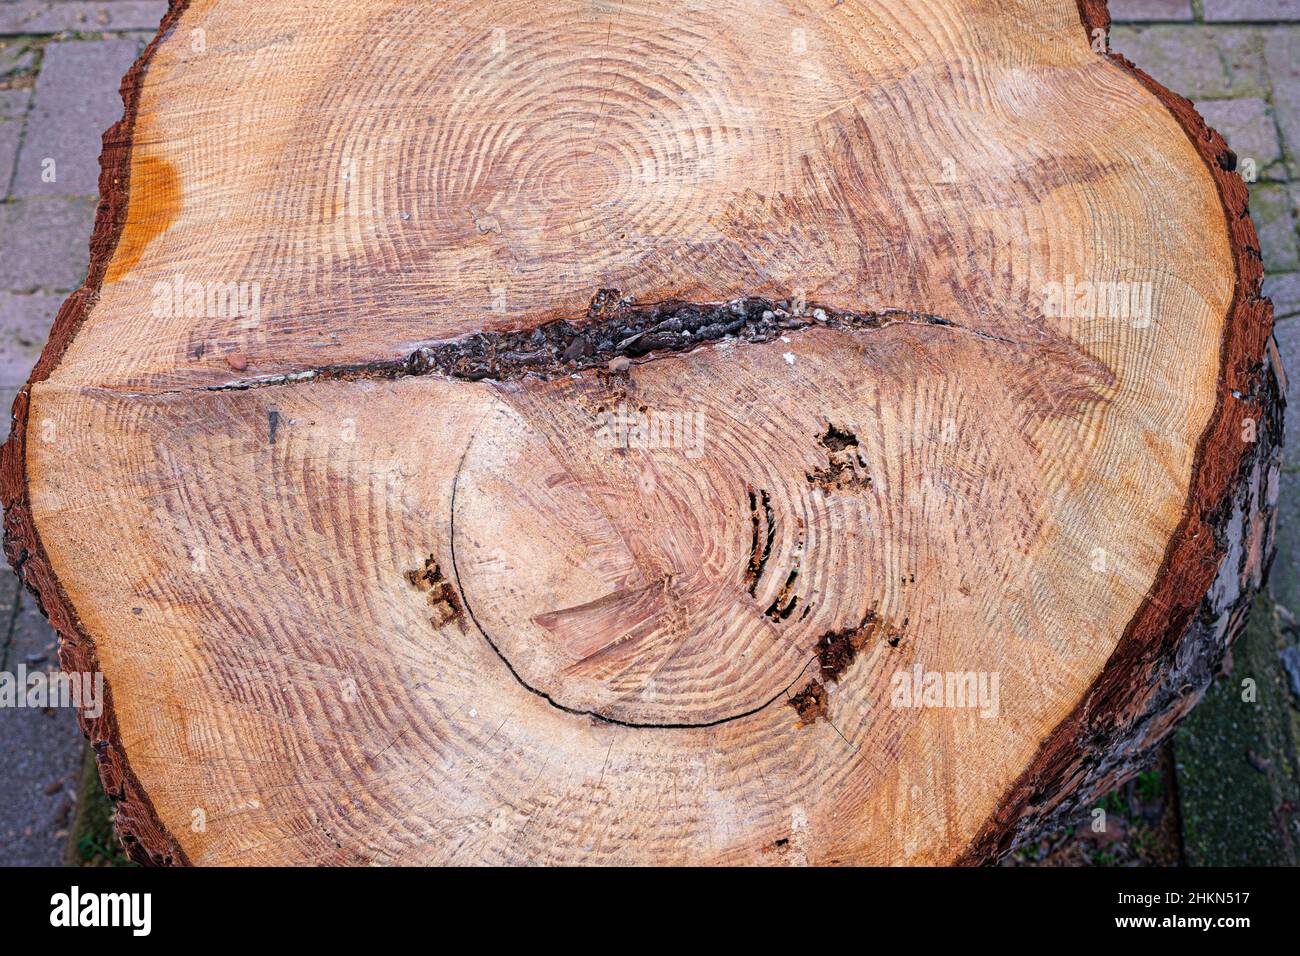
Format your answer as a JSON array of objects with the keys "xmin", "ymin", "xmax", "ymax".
[{"xmin": 207, "ymin": 290, "xmax": 1012, "ymax": 392}]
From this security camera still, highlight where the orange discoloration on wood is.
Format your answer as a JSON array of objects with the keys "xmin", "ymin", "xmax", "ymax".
[{"xmin": 104, "ymin": 153, "xmax": 181, "ymax": 285}]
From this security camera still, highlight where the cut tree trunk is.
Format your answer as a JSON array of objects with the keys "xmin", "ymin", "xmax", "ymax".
[{"xmin": 0, "ymin": 0, "xmax": 1284, "ymax": 866}]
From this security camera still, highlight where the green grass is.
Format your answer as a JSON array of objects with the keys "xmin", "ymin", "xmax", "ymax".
[{"xmin": 65, "ymin": 746, "xmax": 134, "ymax": 867}]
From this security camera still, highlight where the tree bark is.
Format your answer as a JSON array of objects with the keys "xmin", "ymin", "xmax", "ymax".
[{"xmin": 1, "ymin": 0, "xmax": 1284, "ymax": 865}]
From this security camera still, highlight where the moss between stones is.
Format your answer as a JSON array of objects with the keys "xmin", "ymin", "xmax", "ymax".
[{"xmin": 1174, "ymin": 594, "xmax": 1300, "ymax": 865}]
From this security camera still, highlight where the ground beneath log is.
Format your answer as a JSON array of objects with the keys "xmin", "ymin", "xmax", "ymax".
[{"xmin": 1002, "ymin": 744, "xmax": 1184, "ymax": 867}]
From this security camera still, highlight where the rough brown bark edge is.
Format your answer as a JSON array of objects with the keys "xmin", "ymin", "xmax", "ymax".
[
  {"xmin": 0, "ymin": 0, "xmax": 1281, "ymax": 868},
  {"xmin": 0, "ymin": 0, "xmax": 193, "ymax": 866},
  {"xmin": 955, "ymin": 0, "xmax": 1285, "ymax": 864}
]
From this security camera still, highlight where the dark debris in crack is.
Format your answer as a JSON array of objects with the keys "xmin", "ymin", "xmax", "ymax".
[{"xmin": 209, "ymin": 290, "xmax": 962, "ymax": 391}]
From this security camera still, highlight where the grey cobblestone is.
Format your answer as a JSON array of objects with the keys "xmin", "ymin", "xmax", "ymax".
[
  {"xmin": 0, "ymin": 196, "xmax": 96, "ymax": 291},
  {"xmin": 0, "ymin": 132, "xmax": 18, "ymax": 196},
  {"xmin": 1110, "ymin": 0, "xmax": 1195, "ymax": 20},
  {"xmin": 13, "ymin": 37, "xmax": 142, "ymax": 198},
  {"xmin": 1264, "ymin": 30, "xmax": 1299, "ymax": 179},
  {"xmin": 1272, "ymin": 314, "xmax": 1300, "ymax": 623},
  {"xmin": 0, "ymin": 1, "xmax": 167, "ymax": 36},
  {"xmin": 0, "ymin": 87, "xmax": 30, "ymax": 200},
  {"xmin": 1250, "ymin": 183, "xmax": 1300, "ymax": 272},
  {"xmin": 1198, "ymin": 97, "xmax": 1284, "ymax": 176},
  {"xmin": 0, "ymin": 572, "xmax": 85, "ymax": 867},
  {"xmin": 1110, "ymin": 26, "xmax": 1270, "ymax": 99},
  {"xmin": 1266, "ymin": 273, "xmax": 1300, "ymax": 320},
  {"xmin": 1203, "ymin": 0, "xmax": 1300, "ymax": 21},
  {"xmin": 1275, "ymin": 319, "xmax": 1300, "ymax": 460},
  {"xmin": 0, "ymin": 290, "xmax": 60, "ymax": 387},
  {"xmin": 0, "ymin": 86, "xmax": 30, "ymax": 122},
  {"xmin": 1271, "ymin": 475, "xmax": 1300, "ymax": 614},
  {"xmin": 0, "ymin": 40, "xmax": 35, "ymax": 80}
]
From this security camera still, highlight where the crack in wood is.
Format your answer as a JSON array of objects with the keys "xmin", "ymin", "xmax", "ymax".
[
  {"xmin": 764, "ymin": 548, "xmax": 802, "ymax": 622},
  {"xmin": 744, "ymin": 486, "xmax": 775, "ymax": 596},
  {"xmin": 207, "ymin": 290, "xmax": 1008, "ymax": 392}
]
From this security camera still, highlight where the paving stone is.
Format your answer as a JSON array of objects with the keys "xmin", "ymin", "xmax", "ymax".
[
  {"xmin": 1280, "ymin": 645, "xmax": 1300, "ymax": 700},
  {"xmin": 0, "ymin": 39, "xmax": 36, "ymax": 80},
  {"xmin": 1264, "ymin": 30, "xmax": 1300, "ymax": 179},
  {"xmin": 0, "ymin": 573, "xmax": 86, "ymax": 867},
  {"xmin": 1275, "ymin": 317, "xmax": 1300, "ymax": 462},
  {"xmin": 0, "ymin": 1, "xmax": 167, "ymax": 36},
  {"xmin": 1267, "ymin": 273, "xmax": 1300, "ymax": 321},
  {"xmin": 1110, "ymin": 26, "xmax": 1270, "ymax": 100},
  {"xmin": 0, "ymin": 127, "xmax": 20, "ymax": 197},
  {"xmin": 1264, "ymin": 319, "xmax": 1300, "ymax": 613},
  {"xmin": 1250, "ymin": 183, "xmax": 1299, "ymax": 273},
  {"xmin": 1109, "ymin": 0, "xmax": 1194, "ymax": 20},
  {"xmin": 1293, "ymin": 180, "xmax": 1300, "ymax": 240},
  {"xmin": 0, "ymin": 88, "xmax": 29, "ymax": 123},
  {"xmin": 0, "ymin": 291, "xmax": 61, "ymax": 389},
  {"xmin": 1204, "ymin": 0, "xmax": 1300, "ymax": 21},
  {"xmin": 0, "ymin": 197, "xmax": 96, "ymax": 292},
  {"xmin": 13, "ymin": 37, "xmax": 142, "ymax": 198},
  {"xmin": 1272, "ymin": 470, "xmax": 1300, "ymax": 615},
  {"xmin": 1198, "ymin": 98, "xmax": 1283, "ymax": 177},
  {"xmin": 0, "ymin": 88, "xmax": 30, "ymax": 201}
]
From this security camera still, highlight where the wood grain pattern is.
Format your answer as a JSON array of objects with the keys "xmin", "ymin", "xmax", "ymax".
[{"xmin": 1, "ymin": 0, "xmax": 1282, "ymax": 865}]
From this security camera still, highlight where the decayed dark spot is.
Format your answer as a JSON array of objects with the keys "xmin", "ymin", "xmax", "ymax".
[
  {"xmin": 786, "ymin": 611, "xmax": 906, "ymax": 725},
  {"xmin": 788, "ymin": 680, "xmax": 826, "ymax": 725},
  {"xmin": 815, "ymin": 608, "xmax": 906, "ymax": 682},
  {"xmin": 815, "ymin": 616, "xmax": 875, "ymax": 682},
  {"xmin": 406, "ymin": 554, "xmax": 463, "ymax": 627},
  {"xmin": 808, "ymin": 421, "xmax": 871, "ymax": 491},
  {"xmin": 819, "ymin": 423, "xmax": 859, "ymax": 452},
  {"xmin": 817, "ymin": 628, "xmax": 859, "ymax": 681},
  {"xmin": 268, "ymin": 409, "xmax": 280, "ymax": 444},
  {"xmin": 561, "ymin": 334, "xmax": 592, "ymax": 363},
  {"xmin": 762, "ymin": 836, "xmax": 792, "ymax": 854}
]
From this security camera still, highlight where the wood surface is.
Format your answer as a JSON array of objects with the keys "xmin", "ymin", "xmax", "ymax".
[{"xmin": 1, "ymin": 0, "xmax": 1283, "ymax": 865}]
